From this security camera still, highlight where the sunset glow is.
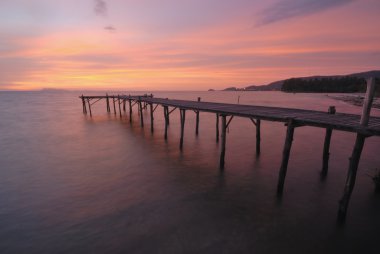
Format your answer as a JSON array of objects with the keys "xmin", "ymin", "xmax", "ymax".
[{"xmin": 1, "ymin": 0, "xmax": 379, "ymax": 91}]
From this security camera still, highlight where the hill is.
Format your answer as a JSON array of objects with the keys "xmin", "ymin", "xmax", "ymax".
[
  {"xmin": 220, "ymin": 70, "xmax": 380, "ymax": 92},
  {"xmin": 281, "ymin": 71, "xmax": 380, "ymax": 94}
]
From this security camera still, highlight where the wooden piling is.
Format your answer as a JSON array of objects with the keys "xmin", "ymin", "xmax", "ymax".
[
  {"xmin": 150, "ymin": 103, "xmax": 154, "ymax": 133},
  {"xmin": 180, "ymin": 109, "xmax": 186, "ymax": 150},
  {"xmin": 77, "ymin": 92, "xmax": 380, "ymax": 224},
  {"xmin": 321, "ymin": 106, "xmax": 336, "ymax": 178},
  {"xmin": 167, "ymin": 109, "xmax": 170, "ymax": 125},
  {"xmin": 113, "ymin": 97, "xmax": 116, "ymax": 115},
  {"xmin": 164, "ymin": 106, "xmax": 169, "ymax": 140},
  {"xmin": 106, "ymin": 94, "xmax": 110, "ymax": 112},
  {"xmin": 81, "ymin": 95, "xmax": 87, "ymax": 114},
  {"xmin": 138, "ymin": 98, "xmax": 144, "ymax": 127},
  {"xmin": 216, "ymin": 113, "xmax": 220, "ymax": 143},
  {"xmin": 338, "ymin": 134, "xmax": 366, "ymax": 222},
  {"xmin": 219, "ymin": 115, "xmax": 227, "ymax": 169},
  {"xmin": 195, "ymin": 97, "xmax": 200, "ymax": 135},
  {"xmin": 118, "ymin": 95, "xmax": 122, "ymax": 118},
  {"xmin": 129, "ymin": 99, "xmax": 132, "ymax": 122},
  {"xmin": 87, "ymin": 98, "xmax": 92, "ymax": 117},
  {"xmin": 123, "ymin": 99, "xmax": 126, "ymax": 112},
  {"xmin": 277, "ymin": 119, "xmax": 295, "ymax": 195},
  {"xmin": 256, "ymin": 119, "xmax": 261, "ymax": 155},
  {"xmin": 338, "ymin": 78, "xmax": 376, "ymax": 221}
]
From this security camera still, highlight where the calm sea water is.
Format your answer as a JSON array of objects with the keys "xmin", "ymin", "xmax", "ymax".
[{"xmin": 0, "ymin": 91, "xmax": 380, "ymax": 253}]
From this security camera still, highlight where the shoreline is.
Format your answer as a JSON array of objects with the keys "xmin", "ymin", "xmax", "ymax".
[{"xmin": 327, "ymin": 94, "xmax": 380, "ymax": 109}]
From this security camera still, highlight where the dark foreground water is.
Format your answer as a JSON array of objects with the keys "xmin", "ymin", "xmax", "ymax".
[{"xmin": 0, "ymin": 91, "xmax": 380, "ymax": 254}]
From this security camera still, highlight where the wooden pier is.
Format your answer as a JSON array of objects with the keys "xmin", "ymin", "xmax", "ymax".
[{"xmin": 79, "ymin": 78, "xmax": 379, "ymax": 222}]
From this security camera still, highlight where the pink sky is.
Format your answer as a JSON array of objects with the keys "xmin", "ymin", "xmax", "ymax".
[{"xmin": 0, "ymin": 0, "xmax": 379, "ymax": 91}]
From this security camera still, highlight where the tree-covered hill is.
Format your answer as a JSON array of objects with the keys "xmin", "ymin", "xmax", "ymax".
[{"xmin": 281, "ymin": 76, "xmax": 379, "ymax": 95}]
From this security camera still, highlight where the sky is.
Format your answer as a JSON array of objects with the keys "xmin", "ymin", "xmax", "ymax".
[{"xmin": 0, "ymin": 0, "xmax": 379, "ymax": 91}]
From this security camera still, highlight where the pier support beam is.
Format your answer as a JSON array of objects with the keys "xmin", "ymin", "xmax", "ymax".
[
  {"xmin": 195, "ymin": 97, "xmax": 200, "ymax": 135},
  {"xmin": 164, "ymin": 106, "xmax": 169, "ymax": 140},
  {"xmin": 129, "ymin": 99, "xmax": 132, "ymax": 122},
  {"xmin": 256, "ymin": 119, "xmax": 261, "ymax": 156},
  {"xmin": 106, "ymin": 94, "xmax": 110, "ymax": 113},
  {"xmin": 338, "ymin": 134, "xmax": 366, "ymax": 222},
  {"xmin": 123, "ymin": 99, "xmax": 126, "ymax": 112},
  {"xmin": 81, "ymin": 95, "xmax": 87, "ymax": 114},
  {"xmin": 251, "ymin": 118, "xmax": 261, "ymax": 155},
  {"xmin": 118, "ymin": 95, "xmax": 122, "ymax": 118},
  {"xmin": 150, "ymin": 103, "xmax": 154, "ymax": 133},
  {"xmin": 219, "ymin": 115, "xmax": 227, "ymax": 169},
  {"xmin": 277, "ymin": 119, "xmax": 295, "ymax": 195},
  {"xmin": 337, "ymin": 78, "xmax": 375, "ymax": 222},
  {"xmin": 138, "ymin": 98, "xmax": 144, "ymax": 127},
  {"xmin": 180, "ymin": 109, "xmax": 186, "ymax": 150},
  {"xmin": 216, "ymin": 113, "xmax": 220, "ymax": 143},
  {"xmin": 113, "ymin": 98, "xmax": 116, "ymax": 115},
  {"xmin": 321, "ymin": 106, "xmax": 336, "ymax": 178},
  {"xmin": 87, "ymin": 98, "xmax": 92, "ymax": 117}
]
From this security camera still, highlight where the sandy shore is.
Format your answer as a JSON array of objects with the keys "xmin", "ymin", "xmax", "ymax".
[{"xmin": 327, "ymin": 94, "xmax": 380, "ymax": 109}]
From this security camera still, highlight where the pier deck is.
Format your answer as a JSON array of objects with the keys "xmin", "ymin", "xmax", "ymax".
[
  {"xmin": 134, "ymin": 96, "xmax": 380, "ymax": 136},
  {"xmin": 79, "ymin": 81, "xmax": 379, "ymax": 223},
  {"xmin": 82, "ymin": 94, "xmax": 380, "ymax": 135}
]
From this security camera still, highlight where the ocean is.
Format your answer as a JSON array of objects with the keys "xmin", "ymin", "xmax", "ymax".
[{"xmin": 0, "ymin": 91, "xmax": 379, "ymax": 253}]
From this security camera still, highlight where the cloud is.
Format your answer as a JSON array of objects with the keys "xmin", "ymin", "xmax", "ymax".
[
  {"xmin": 256, "ymin": 0, "xmax": 354, "ymax": 26},
  {"xmin": 104, "ymin": 25, "xmax": 116, "ymax": 32},
  {"xmin": 94, "ymin": 0, "xmax": 107, "ymax": 16}
]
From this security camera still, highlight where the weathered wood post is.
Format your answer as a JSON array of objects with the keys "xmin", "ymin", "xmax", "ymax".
[
  {"xmin": 321, "ymin": 106, "xmax": 336, "ymax": 178},
  {"xmin": 118, "ymin": 95, "xmax": 122, "ymax": 118},
  {"xmin": 277, "ymin": 118, "xmax": 296, "ymax": 195},
  {"xmin": 129, "ymin": 98, "xmax": 132, "ymax": 122},
  {"xmin": 216, "ymin": 113, "xmax": 220, "ymax": 143},
  {"xmin": 338, "ymin": 78, "xmax": 376, "ymax": 222},
  {"xmin": 123, "ymin": 99, "xmax": 126, "ymax": 112},
  {"xmin": 81, "ymin": 95, "xmax": 87, "ymax": 114},
  {"xmin": 164, "ymin": 106, "xmax": 169, "ymax": 140},
  {"xmin": 150, "ymin": 103, "xmax": 154, "ymax": 133},
  {"xmin": 87, "ymin": 98, "xmax": 92, "ymax": 117},
  {"xmin": 195, "ymin": 97, "xmax": 200, "ymax": 135},
  {"xmin": 219, "ymin": 115, "xmax": 227, "ymax": 169},
  {"xmin": 113, "ymin": 97, "xmax": 116, "ymax": 115},
  {"xmin": 180, "ymin": 109, "xmax": 186, "ymax": 150},
  {"xmin": 106, "ymin": 93, "xmax": 110, "ymax": 112},
  {"xmin": 256, "ymin": 119, "xmax": 261, "ymax": 155},
  {"xmin": 167, "ymin": 110, "xmax": 170, "ymax": 125},
  {"xmin": 138, "ymin": 97, "xmax": 144, "ymax": 127}
]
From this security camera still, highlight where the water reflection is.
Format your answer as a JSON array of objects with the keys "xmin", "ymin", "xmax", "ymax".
[{"xmin": 0, "ymin": 91, "xmax": 379, "ymax": 253}]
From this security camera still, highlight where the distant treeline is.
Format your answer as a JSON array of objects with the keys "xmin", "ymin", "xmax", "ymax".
[{"xmin": 281, "ymin": 77, "xmax": 379, "ymax": 95}]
